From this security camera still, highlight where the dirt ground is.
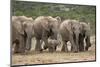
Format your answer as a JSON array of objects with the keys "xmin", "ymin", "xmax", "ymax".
[{"xmin": 12, "ymin": 36, "xmax": 96, "ymax": 65}]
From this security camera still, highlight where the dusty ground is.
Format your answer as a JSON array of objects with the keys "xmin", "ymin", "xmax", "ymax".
[{"xmin": 12, "ymin": 36, "xmax": 96, "ymax": 65}]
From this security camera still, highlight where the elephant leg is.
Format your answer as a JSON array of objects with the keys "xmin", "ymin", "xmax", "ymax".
[
  {"xmin": 35, "ymin": 38, "xmax": 41, "ymax": 51},
  {"xmin": 61, "ymin": 41, "xmax": 68, "ymax": 52},
  {"xmin": 71, "ymin": 44, "xmax": 79, "ymax": 52},
  {"xmin": 71, "ymin": 45, "xmax": 73, "ymax": 51},
  {"xmin": 48, "ymin": 47, "xmax": 54, "ymax": 52},
  {"xmin": 42, "ymin": 31, "xmax": 49, "ymax": 51},
  {"xmin": 79, "ymin": 35, "xmax": 84, "ymax": 51},
  {"xmin": 79, "ymin": 41, "xmax": 84, "ymax": 51},
  {"xmin": 48, "ymin": 45, "xmax": 56, "ymax": 52},
  {"xmin": 42, "ymin": 38, "xmax": 48, "ymax": 50},
  {"xmin": 54, "ymin": 45, "xmax": 57, "ymax": 51},
  {"xmin": 43, "ymin": 45, "xmax": 48, "ymax": 50},
  {"xmin": 13, "ymin": 39, "xmax": 20, "ymax": 53},
  {"xmin": 70, "ymin": 36, "xmax": 78, "ymax": 53},
  {"xmin": 85, "ymin": 36, "xmax": 91, "ymax": 51},
  {"xmin": 18, "ymin": 36, "xmax": 26, "ymax": 53}
]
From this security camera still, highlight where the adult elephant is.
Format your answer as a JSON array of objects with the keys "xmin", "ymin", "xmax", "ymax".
[
  {"xmin": 33, "ymin": 16, "xmax": 61, "ymax": 52},
  {"xmin": 12, "ymin": 16, "xmax": 34, "ymax": 53},
  {"xmin": 79, "ymin": 22, "xmax": 91, "ymax": 51},
  {"xmin": 59, "ymin": 20, "xmax": 82, "ymax": 52}
]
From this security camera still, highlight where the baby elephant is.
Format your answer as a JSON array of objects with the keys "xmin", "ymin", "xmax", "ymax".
[{"xmin": 43, "ymin": 39, "xmax": 61, "ymax": 52}]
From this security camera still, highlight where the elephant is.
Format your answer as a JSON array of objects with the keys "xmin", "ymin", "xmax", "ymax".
[
  {"xmin": 59, "ymin": 19, "xmax": 82, "ymax": 52},
  {"xmin": 78, "ymin": 22, "xmax": 91, "ymax": 51},
  {"xmin": 33, "ymin": 16, "xmax": 61, "ymax": 52},
  {"xmin": 12, "ymin": 16, "xmax": 34, "ymax": 53},
  {"xmin": 43, "ymin": 39, "xmax": 61, "ymax": 52}
]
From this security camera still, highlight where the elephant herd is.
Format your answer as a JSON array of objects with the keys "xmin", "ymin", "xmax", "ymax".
[{"xmin": 11, "ymin": 16, "xmax": 91, "ymax": 54}]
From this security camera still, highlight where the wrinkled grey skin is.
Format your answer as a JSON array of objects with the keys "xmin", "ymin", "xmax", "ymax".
[
  {"xmin": 12, "ymin": 16, "xmax": 34, "ymax": 53},
  {"xmin": 59, "ymin": 20, "xmax": 82, "ymax": 52},
  {"xmin": 43, "ymin": 39, "xmax": 61, "ymax": 52},
  {"xmin": 33, "ymin": 16, "xmax": 61, "ymax": 52},
  {"xmin": 79, "ymin": 22, "xmax": 91, "ymax": 51}
]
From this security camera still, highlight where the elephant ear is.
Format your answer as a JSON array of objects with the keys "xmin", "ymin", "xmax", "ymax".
[
  {"xmin": 68, "ymin": 21, "xmax": 75, "ymax": 31},
  {"xmin": 55, "ymin": 16, "xmax": 61, "ymax": 24},
  {"xmin": 13, "ymin": 20, "xmax": 24, "ymax": 35},
  {"xmin": 23, "ymin": 22, "xmax": 27, "ymax": 30},
  {"xmin": 87, "ymin": 22, "xmax": 90, "ymax": 29}
]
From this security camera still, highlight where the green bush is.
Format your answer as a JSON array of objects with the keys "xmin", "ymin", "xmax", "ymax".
[{"xmin": 12, "ymin": 0, "xmax": 96, "ymax": 35}]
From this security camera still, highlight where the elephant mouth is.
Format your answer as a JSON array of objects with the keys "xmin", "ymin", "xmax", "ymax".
[{"xmin": 47, "ymin": 29, "xmax": 54, "ymax": 37}]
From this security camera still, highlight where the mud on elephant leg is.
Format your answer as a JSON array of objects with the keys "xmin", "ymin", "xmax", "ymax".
[{"xmin": 61, "ymin": 41, "xmax": 68, "ymax": 52}]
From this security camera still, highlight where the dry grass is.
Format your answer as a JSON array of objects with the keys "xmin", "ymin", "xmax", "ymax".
[{"xmin": 12, "ymin": 36, "xmax": 96, "ymax": 65}]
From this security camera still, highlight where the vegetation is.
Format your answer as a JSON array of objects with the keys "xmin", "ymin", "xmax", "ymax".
[{"xmin": 12, "ymin": 0, "xmax": 96, "ymax": 35}]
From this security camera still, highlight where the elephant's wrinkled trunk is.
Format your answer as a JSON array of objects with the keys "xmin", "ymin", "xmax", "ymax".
[{"xmin": 26, "ymin": 35, "xmax": 32, "ymax": 51}]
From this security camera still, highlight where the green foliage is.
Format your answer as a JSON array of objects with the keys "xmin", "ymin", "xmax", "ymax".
[{"xmin": 12, "ymin": 0, "xmax": 96, "ymax": 35}]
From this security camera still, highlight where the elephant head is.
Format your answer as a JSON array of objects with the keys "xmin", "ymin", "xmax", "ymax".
[{"xmin": 46, "ymin": 16, "xmax": 61, "ymax": 39}]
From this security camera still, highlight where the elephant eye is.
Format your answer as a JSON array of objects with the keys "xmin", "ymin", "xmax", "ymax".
[{"xmin": 72, "ymin": 27, "xmax": 75, "ymax": 30}]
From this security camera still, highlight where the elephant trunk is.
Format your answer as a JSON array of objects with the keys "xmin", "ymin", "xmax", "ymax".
[
  {"xmin": 26, "ymin": 35, "xmax": 32, "ymax": 51},
  {"xmin": 75, "ymin": 33, "xmax": 79, "ymax": 52}
]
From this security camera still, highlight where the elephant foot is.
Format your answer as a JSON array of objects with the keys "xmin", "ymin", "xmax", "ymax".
[
  {"xmin": 85, "ymin": 47, "xmax": 89, "ymax": 51},
  {"xmin": 43, "ymin": 45, "xmax": 48, "ymax": 50},
  {"xmin": 16, "ymin": 48, "xmax": 25, "ymax": 53},
  {"xmin": 79, "ymin": 50, "xmax": 84, "ymax": 52},
  {"xmin": 13, "ymin": 49, "xmax": 24, "ymax": 54},
  {"xmin": 85, "ymin": 43, "xmax": 91, "ymax": 51},
  {"xmin": 73, "ymin": 50, "xmax": 78, "ymax": 53},
  {"xmin": 13, "ymin": 51, "xmax": 20, "ymax": 54},
  {"xmin": 61, "ymin": 46, "xmax": 65, "ymax": 52},
  {"xmin": 35, "ymin": 49, "xmax": 43, "ymax": 53},
  {"xmin": 61, "ymin": 48, "xmax": 65, "ymax": 52},
  {"xmin": 61, "ymin": 45, "xmax": 68, "ymax": 52},
  {"xmin": 61, "ymin": 48, "xmax": 68, "ymax": 52},
  {"xmin": 48, "ymin": 47, "xmax": 54, "ymax": 53},
  {"xmin": 61, "ymin": 49, "xmax": 68, "ymax": 52},
  {"xmin": 73, "ymin": 48, "xmax": 79, "ymax": 53},
  {"xmin": 13, "ymin": 51, "xmax": 25, "ymax": 54},
  {"xmin": 39, "ymin": 49, "xmax": 44, "ymax": 53},
  {"xmin": 79, "ymin": 48, "xmax": 84, "ymax": 52}
]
